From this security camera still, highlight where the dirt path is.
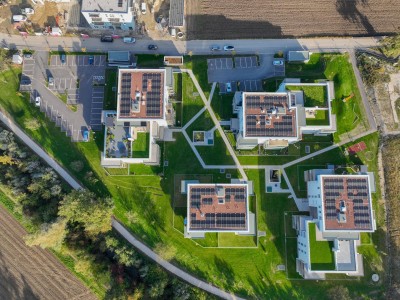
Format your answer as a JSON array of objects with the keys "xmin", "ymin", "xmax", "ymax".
[{"xmin": 0, "ymin": 205, "xmax": 97, "ymax": 300}]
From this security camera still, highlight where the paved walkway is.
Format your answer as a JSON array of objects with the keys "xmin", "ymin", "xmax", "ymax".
[
  {"xmin": 112, "ymin": 219, "xmax": 245, "ymax": 300},
  {"xmin": 182, "ymin": 69, "xmax": 248, "ymax": 180},
  {"xmin": 0, "ymin": 110, "xmax": 82, "ymax": 190}
]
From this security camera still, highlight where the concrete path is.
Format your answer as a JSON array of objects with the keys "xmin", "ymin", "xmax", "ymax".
[
  {"xmin": 182, "ymin": 69, "xmax": 247, "ymax": 180},
  {"xmin": 0, "ymin": 110, "xmax": 82, "ymax": 190},
  {"xmin": 112, "ymin": 219, "xmax": 245, "ymax": 300}
]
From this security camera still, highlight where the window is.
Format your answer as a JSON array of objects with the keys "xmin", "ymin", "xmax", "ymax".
[
  {"xmin": 89, "ymin": 13, "xmax": 100, "ymax": 17},
  {"xmin": 118, "ymin": 0, "xmax": 123, "ymax": 7}
]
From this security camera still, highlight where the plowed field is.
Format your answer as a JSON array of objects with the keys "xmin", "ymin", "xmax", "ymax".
[
  {"xmin": 0, "ymin": 206, "xmax": 97, "ymax": 300},
  {"xmin": 186, "ymin": 0, "xmax": 400, "ymax": 39}
]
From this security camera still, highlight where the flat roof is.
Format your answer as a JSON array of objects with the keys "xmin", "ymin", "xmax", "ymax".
[
  {"xmin": 169, "ymin": 0, "xmax": 185, "ymax": 27},
  {"xmin": 321, "ymin": 175, "xmax": 373, "ymax": 231},
  {"xmin": 82, "ymin": 0, "xmax": 129, "ymax": 12},
  {"xmin": 243, "ymin": 92, "xmax": 297, "ymax": 138},
  {"xmin": 108, "ymin": 51, "xmax": 130, "ymax": 63},
  {"xmin": 288, "ymin": 51, "xmax": 310, "ymax": 61},
  {"xmin": 187, "ymin": 184, "xmax": 248, "ymax": 232},
  {"xmin": 117, "ymin": 69, "xmax": 165, "ymax": 120}
]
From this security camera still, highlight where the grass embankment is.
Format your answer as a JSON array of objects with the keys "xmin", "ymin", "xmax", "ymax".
[
  {"xmin": 104, "ymin": 68, "xmax": 117, "ymax": 110},
  {"xmin": 173, "ymin": 73, "xmax": 183, "ymax": 126}
]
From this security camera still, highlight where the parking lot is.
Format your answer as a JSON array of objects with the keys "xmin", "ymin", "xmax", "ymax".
[
  {"xmin": 207, "ymin": 58, "xmax": 234, "ymax": 71},
  {"xmin": 238, "ymin": 80, "xmax": 263, "ymax": 92},
  {"xmin": 50, "ymin": 55, "xmax": 106, "ymax": 67},
  {"xmin": 29, "ymin": 52, "xmax": 107, "ymax": 141},
  {"xmin": 207, "ymin": 54, "xmax": 279, "ymax": 84},
  {"xmin": 234, "ymin": 56, "xmax": 258, "ymax": 69}
]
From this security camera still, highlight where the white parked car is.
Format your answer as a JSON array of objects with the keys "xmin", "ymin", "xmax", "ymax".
[
  {"xmin": 123, "ymin": 37, "xmax": 136, "ymax": 43},
  {"xmin": 23, "ymin": 8, "xmax": 35, "ymax": 15},
  {"xmin": 48, "ymin": 76, "xmax": 54, "ymax": 86},
  {"xmin": 141, "ymin": 2, "xmax": 147, "ymax": 14},
  {"xmin": 223, "ymin": 45, "xmax": 235, "ymax": 51},
  {"xmin": 273, "ymin": 60, "xmax": 284, "ymax": 66},
  {"xmin": 35, "ymin": 96, "xmax": 41, "ymax": 107}
]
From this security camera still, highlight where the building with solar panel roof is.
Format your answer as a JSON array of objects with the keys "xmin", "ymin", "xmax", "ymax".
[
  {"xmin": 183, "ymin": 183, "xmax": 256, "ymax": 239},
  {"xmin": 234, "ymin": 81, "xmax": 337, "ymax": 150},
  {"xmin": 292, "ymin": 168, "xmax": 376, "ymax": 279},
  {"xmin": 101, "ymin": 69, "xmax": 171, "ymax": 167}
]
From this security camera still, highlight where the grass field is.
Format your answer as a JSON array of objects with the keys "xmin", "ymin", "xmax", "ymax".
[
  {"xmin": 182, "ymin": 73, "xmax": 204, "ymax": 126},
  {"xmin": 308, "ymin": 223, "xmax": 335, "ymax": 271},
  {"xmin": 306, "ymin": 110, "xmax": 330, "ymax": 126},
  {"xmin": 0, "ymin": 66, "xmax": 386, "ymax": 299},
  {"xmin": 132, "ymin": 132, "xmax": 150, "ymax": 158},
  {"xmin": 104, "ymin": 68, "xmax": 117, "ymax": 110},
  {"xmin": 211, "ymin": 87, "xmax": 234, "ymax": 120},
  {"xmin": 196, "ymin": 131, "xmax": 235, "ymax": 165},
  {"xmin": 286, "ymin": 85, "xmax": 327, "ymax": 107}
]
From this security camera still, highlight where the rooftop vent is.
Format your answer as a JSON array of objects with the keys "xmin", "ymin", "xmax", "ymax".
[{"xmin": 337, "ymin": 212, "xmax": 347, "ymax": 223}]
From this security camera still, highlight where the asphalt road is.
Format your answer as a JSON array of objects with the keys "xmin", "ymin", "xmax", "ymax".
[{"xmin": 1, "ymin": 33, "xmax": 381, "ymax": 55}]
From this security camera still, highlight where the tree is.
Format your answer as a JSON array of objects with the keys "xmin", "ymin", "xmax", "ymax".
[
  {"xmin": 326, "ymin": 286, "xmax": 351, "ymax": 300},
  {"xmin": 59, "ymin": 189, "xmax": 114, "ymax": 236},
  {"xmin": 25, "ymin": 219, "xmax": 67, "ymax": 250}
]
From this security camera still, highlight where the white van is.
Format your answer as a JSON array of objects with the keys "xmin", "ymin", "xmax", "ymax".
[
  {"xmin": 141, "ymin": 2, "xmax": 147, "ymax": 14},
  {"xmin": 170, "ymin": 28, "xmax": 176, "ymax": 37}
]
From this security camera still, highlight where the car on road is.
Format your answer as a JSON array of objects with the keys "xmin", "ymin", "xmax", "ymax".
[
  {"xmin": 223, "ymin": 45, "xmax": 235, "ymax": 51},
  {"xmin": 35, "ymin": 96, "xmax": 41, "ymax": 107},
  {"xmin": 273, "ymin": 60, "xmax": 284, "ymax": 66},
  {"xmin": 210, "ymin": 45, "xmax": 221, "ymax": 51},
  {"xmin": 123, "ymin": 37, "xmax": 136, "ymax": 43},
  {"xmin": 24, "ymin": 53, "xmax": 32, "ymax": 59},
  {"xmin": 88, "ymin": 55, "xmax": 94, "ymax": 65},
  {"xmin": 226, "ymin": 82, "xmax": 232, "ymax": 93},
  {"xmin": 100, "ymin": 35, "xmax": 113, "ymax": 42},
  {"xmin": 148, "ymin": 44, "xmax": 158, "ymax": 50},
  {"xmin": 60, "ymin": 54, "xmax": 66, "ymax": 64},
  {"xmin": 48, "ymin": 76, "xmax": 54, "ymax": 86}
]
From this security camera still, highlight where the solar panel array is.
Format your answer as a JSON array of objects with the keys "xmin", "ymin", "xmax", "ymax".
[
  {"xmin": 245, "ymin": 94, "xmax": 296, "ymax": 137},
  {"xmin": 143, "ymin": 73, "xmax": 162, "ymax": 117},
  {"xmin": 190, "ymin": 213, "xmax": 246, "ymax": 229},
  {"xmin": 189, "ymin": 186, "xmax": 247, "ymax": 230},
  {"xmin": 323, "ymin": 177, "xmax": 372, "ymax": 230},
  {"xmin": 119, "ymin": 73, "xmax": 132, "ymax": 117}
]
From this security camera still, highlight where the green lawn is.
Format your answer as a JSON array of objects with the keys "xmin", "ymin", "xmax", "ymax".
[
  {"xmin": 286, "ymin": 53, "xmax": 368, "ymax": 135},
  {"xmin": 196, "ymin": 131, "xmax": 235, "ymax": 165},
  {"xmin": 182, "ymin": 73, "xmax": 205, "ymax": 126},
  {"xmin": 173, "ymin": 73, "xmax": 183, "ymax": 126},
  {"xmin": 263, "ymin": 77, "xmax": 284, "ymax": 92},
  {"xmin": 308, "ymin": 223, "xmax": 335, "ymax": 271},
  {"xmin": 136, "ymin": 54, "xmax": 165, "ymax": 68},
  {"xmin": 286, "ymin": 85, "xmax": 327, "ymax": 107},
  {"xmin": 104, "ymin": 68, "xmax": 117, "ymax": 110},
  {"xmin": 183, "ymin": 56, "xmax": 211, "ymax": 98},
  {"xmin": 306, "ymin": 110, "xmax": 330, "ymax": 126},
  {"xmin": 0, "ymin": 66, "xmax": 386, "ymax": 299},
  {"xmin": 211, "ymin": 86, "xmax": 234, "ymax": 120},
  {"xmin": 186, "ymin": 110, "xmax": 214, "ymax": 138},
  {"xmin": 132, "ymin": 132, "xmax": 150, "ymax": 158},
  {"xmin": 218, "ymin": 233, "xmax": 257, "ymax": 248}
]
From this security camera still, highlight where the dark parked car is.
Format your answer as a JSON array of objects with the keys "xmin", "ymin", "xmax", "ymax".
[
  {"xmin": 88, "ymin": 55, "xmax": 94, "ymax": 65},
  {"xmin": 100, "ymin": 35, "xmax": 113, "ymax": 42},
  {"xmin": 148, "ymin": 44, "xmax": 158, "ymax": 50}
]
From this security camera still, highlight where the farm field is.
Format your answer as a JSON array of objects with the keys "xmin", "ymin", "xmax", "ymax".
[
  {"xmin": 0, "ymin": 205, "xmax": 96, "ymax": 300},
  {"xmin": 186, "ymin": 0, "xmax": 400, "ymax": 39}
]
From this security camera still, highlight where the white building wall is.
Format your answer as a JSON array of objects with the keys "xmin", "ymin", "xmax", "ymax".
[{"xmin": 81, "ymin": 9, "xmax": 135, "ymax": 30}]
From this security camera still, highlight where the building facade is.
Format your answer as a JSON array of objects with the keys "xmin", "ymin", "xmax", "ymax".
[
  {"xmin": 81, "ymin": 0, "xmax": 135, "ymax": 30},
  {"xmin": 293, "ymin": 169, "xmax": 376, "ymax": 279}
]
